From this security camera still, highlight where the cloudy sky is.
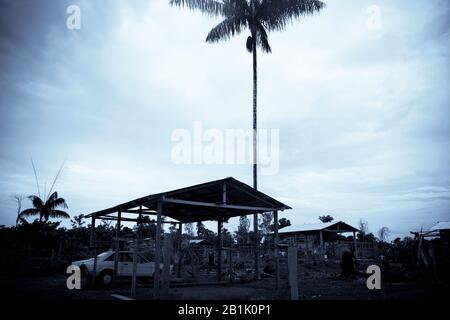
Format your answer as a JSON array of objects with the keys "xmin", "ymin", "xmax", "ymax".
[{"xmin": 0, "ymin": 0, "xmax": 449, "ymax": 239}]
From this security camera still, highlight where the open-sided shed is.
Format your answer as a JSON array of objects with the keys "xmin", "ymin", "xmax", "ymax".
[
  {"xmin": 85, "ymin": 177, "xmax": 291, "ymax": 298},
  {"xmin": 277, "ymin": 221, "xmax": 359, "ymax": 259}
]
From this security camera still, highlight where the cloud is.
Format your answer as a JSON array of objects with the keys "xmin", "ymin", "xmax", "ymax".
[{"xmin": 0, "ymin": 0, "xmax": 449, "ymax": 238}]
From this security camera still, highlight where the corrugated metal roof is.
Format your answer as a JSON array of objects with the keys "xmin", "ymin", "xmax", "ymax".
[
  {"xmin": 430, "ymin": 221, "xmax": 450, "ymax": 231},
  {"xmin": 189, "ymin": 240, "xmax": 205, "ymax": 244},
  {"xmin": 278, "ymin": 221, "xmax": 358, "ymax": 234},
  {"xmin": 85, "ymin": 177, "xmax": 291, "ymax": 223}
]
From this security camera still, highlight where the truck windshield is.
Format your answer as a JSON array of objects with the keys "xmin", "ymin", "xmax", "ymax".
[{"xmin": 96, "ymin": 252, "xmax": 112, "ymax": 259}]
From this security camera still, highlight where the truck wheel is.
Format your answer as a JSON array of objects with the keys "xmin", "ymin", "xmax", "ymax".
[{"xmin": 98, "ymin": 269, "xmax": 113, "ymax": 286}]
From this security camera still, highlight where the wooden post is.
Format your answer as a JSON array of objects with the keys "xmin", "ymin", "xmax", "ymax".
[
  {"xmin": 217, "ymin": 218, "xmax": 223, "ymax": 281},
  {"xmin": 138, "ymin": 205, "xmax": 143, "ymax": 239},
  {"xmin": 228, "ymin": 249, "xmax": 233, "ymax": 283},
  {"xmin": 177, "ymin": 222, "xmax": 182, "ymax": 278},
  {"xmin": 353, "ymin": 231, "xmax": 358, "ymax": 259},
  {"xmin": 153, "ymin": 201, "xmax": 163, "ymax": 299},
  {"xmin": 93, "ymin": 242, "xmax": 98, "ymax": 287},
  {"xmin": 113, "ymin": 211, "xmax": 121, "ymax": 284},
  {"xmin": 319, "ymin": 230, "xmax": 324, "ymax": 262},
  {"xmin": 90, "ymin": 217, "xmax": 96, "ymax": 247},
  {"xmin": 417, "ymin": 235, "xmax": 423, "ymax": 267},
  {"xmin": 222, "ymin": 182, "xmax": 227, "ymax": 204},
  {"xmin": 305, "ymin": 234, "xmax": 309, "ymax": 261},
  {"xmin": 274, "ymin": 210, "xmax": 280, "ymax": 290},
  {"xmin": 91, "ymin": 217, "xmax": 97, "ymax": 287},
  {"xmin": 162, "ymin": 233, "xmax": 172, "ymax": 299},
  {"xmin": 288, "ymin": 246, "xmax": 299, "ymax": 300},
  {"xmin": 221, "ymin": 182, "xmax": 226, "ymax": 282},
  {"xmin": 131, "ymin": 238, "xmax": 138, "ymax": 298},
  {"xmin": 254, "ymin": 213, "xmax": 259, "ymax": 280}
]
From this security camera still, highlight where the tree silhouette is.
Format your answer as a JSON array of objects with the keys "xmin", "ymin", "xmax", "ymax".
[
  {"xmin": 19, "ymin": 192, "xmax": 69, "ymax": 222},
  {"xmin": 318, "ymin": 215, "xmax": 334, "ymax": 223}
]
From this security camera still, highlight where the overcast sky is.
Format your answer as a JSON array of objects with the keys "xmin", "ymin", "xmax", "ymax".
[{"xmin": 0, "ymin": 0, "xmax": 449, "ymax": 239}]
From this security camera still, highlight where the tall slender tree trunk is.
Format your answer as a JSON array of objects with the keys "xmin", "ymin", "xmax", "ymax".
[{"xmin": 252, "ymin": 34, "xmax": 259, "ymax": 280}]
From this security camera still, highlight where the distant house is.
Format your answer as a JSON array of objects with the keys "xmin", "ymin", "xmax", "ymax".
[
  {"xmin": 188, "ymin": 239, "xmax": 212, "ymax": 247},
  {"xmin": 276, "ymin": 221, "xmax": 363, "ymax": 259},
  {"xmin": 430, "ymin": 222, "xmax": 450, "ymax": 239}
]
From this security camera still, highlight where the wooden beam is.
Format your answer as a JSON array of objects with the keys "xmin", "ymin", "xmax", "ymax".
[
  {"xmin": 229, "ymin": 181, "xmax": 285, "ymax": 209},
  {"xmin": 97, "ymin": 216, "xmax": 177, "ymax": 224},
  {"xmin": 98, "ymin": 216, "xmax": 139, "ymax": 223},
  {"xmin": 123, "ymin": 209, "xmax": 156, "ymax": 214},
  {"xmin": 163, "ymin": 197, "xmax": 276, "ymax": 212},
  {"xmin": 153, "ymin": 201, "xmax": 163, "ymax": 299}
]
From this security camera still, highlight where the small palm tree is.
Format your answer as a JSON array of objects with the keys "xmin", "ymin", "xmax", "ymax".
[{"xmin": 19, "ymin": 191, "xmax": 69, "ymax": 222}]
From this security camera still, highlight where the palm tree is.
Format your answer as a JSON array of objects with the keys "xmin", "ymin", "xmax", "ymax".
[
  {"xmin": 170, "ymin": 0, "xmax": 325, "ymax": 188},
  {"xmin": 170, "ymin": 0, "xmax": 325, "ymax": 277},
  {"xmin": 19, "ymin": 191, "xmax": 70, "ymax": 222}
]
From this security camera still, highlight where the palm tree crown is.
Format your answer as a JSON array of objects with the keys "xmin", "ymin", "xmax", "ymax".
[
  {"xmin": 19, "ymin": 191, "xmax": 69, "ymax": 222},
  {"xmin": 170, "ymin": 0, "xmax": 325, "ymax": 52}
]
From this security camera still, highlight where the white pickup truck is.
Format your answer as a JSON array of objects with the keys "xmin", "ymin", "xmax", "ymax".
[{"xmin": 71, "ymin": 250, "xmax": 171, "ymax": 285}]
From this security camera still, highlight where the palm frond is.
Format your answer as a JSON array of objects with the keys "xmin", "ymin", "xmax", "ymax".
[
  {"xmin": 28, "ymin": 195, "xmax": 44, "ymax": 209},
  {"xmin": 259, "ymin": 0, "xmax": 326, "ymax": 32},
  {"xmin": 206, "ymin": 16, "xmax": 247, "ymax": 42},
  {"xmin": 46, "ymin": 191, "xmax": 58, "ymax": 203},
  {"xmin": 256, "ymin": 23, "xmax": 271, "ymax": 53},
  {"xmin": 47, "ymin": 197, "xmax": 68, "ymax": 210},
  {"xmin": 170, "ymin": 0, "xmax": 224, "ymax": 16},
  {"xmin": 47, "ymin": 210, "xmax": 70, "ymax": 220},
  {"xmin": 222, "ymin": 0, "xmax": 250, "ymax": 17},
  {"xmin": 19, "ymin": 208, "xmax": 39, "ymax": 218}
]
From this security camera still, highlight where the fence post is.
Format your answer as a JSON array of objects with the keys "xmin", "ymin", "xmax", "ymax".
[
  {"xmin": 131, "ymin": 238, "xmax": 138, "ymax": 298},
  {"xmin": 153, "ymin": 201, "xmax": 163, "ymax": 299},
  {"xmin": 288, "ymin": 246, "xmax": 299, "ymax": 300},
  {"xmin": 161, "ymin": 233, "xmax": 172, "ymax": 299},
  {"xmin": 273, "ymin": 210, "xmax": 280, "ymax": 290}
]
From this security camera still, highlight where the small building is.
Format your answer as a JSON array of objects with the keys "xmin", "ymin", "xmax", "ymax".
[
  {"xmin": 430, "ymin": 222, "xmax": 450, "ymax": 239},
  {"xmin": 188, "ymin": 239, "xmax": 212, "ymax": 246},
  {"xmin": 277, "ymin": 221, "xmax": 360, "ymax": 259}
]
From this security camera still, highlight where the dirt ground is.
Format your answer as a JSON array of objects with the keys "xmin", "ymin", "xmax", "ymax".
[{"xmin": 2, "ymin": 260, "xmax": 447, "ymax": 300}]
